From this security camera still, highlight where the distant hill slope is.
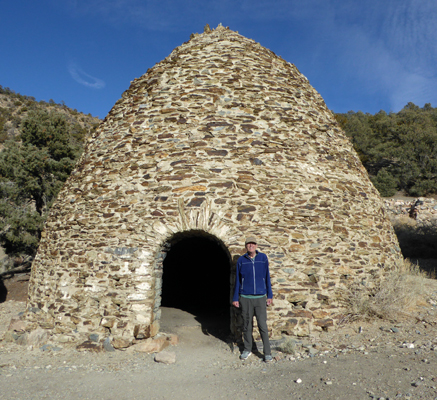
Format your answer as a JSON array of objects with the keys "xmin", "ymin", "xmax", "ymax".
[
  {"xmin": 335, "ymin": 102, "xmax": 437, "ymax": 198},
  {"xmin": 0, "ymin": 86, "xmax": 102, "ymax": 269},
  {"xmin": 0, "ymin": 86, "xmax": 101, "ymax": 144}
]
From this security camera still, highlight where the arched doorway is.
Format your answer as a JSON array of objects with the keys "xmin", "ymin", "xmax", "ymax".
[{"xmin": 158, "ymin": 230, "xmax": 232, "ymax": 340}]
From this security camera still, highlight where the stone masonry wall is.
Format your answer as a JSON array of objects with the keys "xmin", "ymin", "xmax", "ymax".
[{"xmin": 25, "ymin": 25, "xmax": 404, "ymax": 346}]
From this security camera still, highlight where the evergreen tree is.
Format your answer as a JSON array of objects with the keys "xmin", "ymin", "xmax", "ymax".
[
  {"xmin": 337, "ymin": 103, "xmax": 437, "ymax": 197},
  {"xmin": 0, "ymin": 110, "xmax": 85, "ymax": 256}
]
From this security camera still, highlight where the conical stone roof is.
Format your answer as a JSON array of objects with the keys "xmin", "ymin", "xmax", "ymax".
[{"xmin": 27, "ymin": 25, "xmax": 403, "ymax": 344}]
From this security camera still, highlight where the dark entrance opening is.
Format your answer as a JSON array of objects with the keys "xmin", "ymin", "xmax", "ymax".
[{"xmin": 160, "ymin": 231, "xmax": 231, "ymax": 340}]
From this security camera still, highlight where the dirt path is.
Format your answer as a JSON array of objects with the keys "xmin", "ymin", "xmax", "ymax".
[{"xmin": 2, "ymin": 296, "xmax": 437, "ymax": 400}]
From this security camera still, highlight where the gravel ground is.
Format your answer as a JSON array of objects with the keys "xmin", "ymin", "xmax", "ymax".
[{"xmin": 1, "ymin": 281, "xmax": 437, "ymax": 400}]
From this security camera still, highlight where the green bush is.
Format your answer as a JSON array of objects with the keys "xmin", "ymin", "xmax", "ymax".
[
  {"xmin": 370, "ymin": 168, "xmax": 398, "ymax": 197},
  {"xmin": 0, "ymin": 109, "xmax": 85, "ymax": 257},
  {"xmin": 336, "ymin": 103, "xmax": 437, "ymax": 197}
]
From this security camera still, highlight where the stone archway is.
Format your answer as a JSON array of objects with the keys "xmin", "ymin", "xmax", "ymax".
[{"xmin": 155, "ymin": 230, "xmax": 232, "ymax": 340}]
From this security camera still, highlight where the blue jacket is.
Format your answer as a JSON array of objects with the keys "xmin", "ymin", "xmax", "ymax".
[{"xmin": 233, "ymin": 250, "xmax": 273, "ymax": 302}]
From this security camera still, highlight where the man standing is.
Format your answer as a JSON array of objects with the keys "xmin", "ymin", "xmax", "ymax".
[{"xmin": 232, "ymin": 236, "xmax": 273, "ymax": 362}]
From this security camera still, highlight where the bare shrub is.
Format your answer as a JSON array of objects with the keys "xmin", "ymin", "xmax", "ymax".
[
  {"xmin": 389, "ymin": 214, "xmax": 417, "ymax": 228},
  {"xmin": 277, "ymin": 337, "xmax": 296, "ymax": 354},
  {"xmin": 340, "ymin": 260, "xmax": 428, "ymax": 323}
]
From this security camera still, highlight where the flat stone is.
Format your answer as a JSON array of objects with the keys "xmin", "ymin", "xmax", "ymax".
[
  {"xmin": 76, "ymin": 341, "xmax": 103, "ymax": 352},
  {"xmin": 103, "ymin": 337, "xmax": 116, "ymax": 352},
  {"xmin": 154, "ymin": 350, "xmax": 176, "ymax": 364},
  {"xmin": 8, "ymin": 318, "xmax": 27, "ymax": 332},
  {"xmin": 15, "ymin": 333, "xmax": 28, "ymax": 346},
  {"xmin": 88, "ymin": 333, "xmax": 99, "ymax": 342},
  {"xmin": 112, "ymin": 338, "xmax": 131, "ymax": 349},
  {"xmin": 3, "ymin": 331, "xmax": 16, "ymax": 342},
  {"xmin": 133, "ymin": 337, "xmax": 170, "ymax": 353},
  {"xmin": 40, "ymin": 344, "xmax": 62, "ymax": 352},
  {"xmin": 27, "ymin": 329, "xmax": 49, "ymax": 347}
]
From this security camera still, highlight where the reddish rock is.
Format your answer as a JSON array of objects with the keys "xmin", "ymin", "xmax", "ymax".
[
  {"xmin": 154, "ymin": 350, "xmax": 176, "ymax": 364},
  {"xmin": 8, "ymin": 318, "xmax": 27, "ymax": 332},
  {"xmin": 133, "ymin": 337, "xmax": 170, "ymax": 353}
]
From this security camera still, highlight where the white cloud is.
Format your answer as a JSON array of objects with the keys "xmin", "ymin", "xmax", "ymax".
[
  {"xmin": 390, "ymin": 73, "xmax": 437, "ymax": 111},
  {"xmin": 68, "ymin": 61, "xmax": 106, "ymax": 89},
  {"xmin": 306, "ymin": 0, "xmax": 437, "ymax": 110}
]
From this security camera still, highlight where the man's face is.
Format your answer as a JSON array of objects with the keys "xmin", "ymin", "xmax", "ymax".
[{"xmin": 245, "ymin": 242, "xmax": 257, "ymax": 252}]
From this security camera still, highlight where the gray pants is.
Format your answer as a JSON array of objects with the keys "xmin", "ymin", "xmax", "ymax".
[{"xmin": 240, "ymin": 296, "xmax": 271, "ymax": 355}]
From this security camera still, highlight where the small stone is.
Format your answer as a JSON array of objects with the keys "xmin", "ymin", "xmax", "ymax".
[
  {"xmin": 295, "ymin": 378, "xmax": 302, "ymax": 383},
  {"xmin": 308, "ymin": 347, "xmax": 318, "ymax": 356},
  {"xmin": 40, "ymin": 344, "xmax": 53, "ymax": 351},
  {"xmin": 100, "ymin": 318, "xmax": 115, "ymax": 328},
  {"xmin": 112, "ymin": 338, "xmax": 130, "ymax": 349},
  {"xmin": 76, "ymin": 341, "xmax": 103, "ymax": 352},
  {"xmin": 57, "ymin": 335, "xmax": 73, "ymax": 343},
  {"xmin": 89, "ymin": 334, "xmax": 99, "ymax": 342},
  {"xmin": 149, "ymin": 321, "xmax": 159, "ymax": 338},
  {"xmin": 133, "ymin": 337, "xmax": 170, "ymax": 353},
  {"xmin": 27, "ymin": 329, "xmax": 49, "ymax": 347},
  {"xmin": 8, "ymin": 318, "xmax": 27, "ymax": 332},
  {"xmin": 167, "ymin": 334, "xmax": 179, "ymax": 346},
  {"xmin": 3, "ymin": 331, "xmax": 17, "ymax": 343},
  {"xmin": 103, "ymin": 337, "xmax": 115, "ymax": 352},
  {"xmin": 154, "ymin": 350, "xmax": 176, "ymax": 364}
]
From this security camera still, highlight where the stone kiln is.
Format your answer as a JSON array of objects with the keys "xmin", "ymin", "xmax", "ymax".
[{"xmin": 26, "ymin": 25, "xmax": 403, "ymax": 345}]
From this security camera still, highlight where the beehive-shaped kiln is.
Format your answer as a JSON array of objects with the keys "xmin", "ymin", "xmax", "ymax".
[{"xmin": 26, "ymin": 25, "xmax": 403, "ymax": 344}]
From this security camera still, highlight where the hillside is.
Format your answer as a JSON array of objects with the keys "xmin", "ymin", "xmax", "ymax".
[
  {"xmin": 0, "ymin": 86, "xmax": 100, "ymax": 144},
  {"xmin": 335, "ymin": 103, "xmax": 437, "ymax": 197},
  {"xmin": 0, "ymin": 86, "xmax": 102, "ymax": 270}
]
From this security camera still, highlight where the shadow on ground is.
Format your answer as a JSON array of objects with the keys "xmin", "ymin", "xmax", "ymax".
[
  {"xmin": 159, "ymin": 306, "xmax": 231, "ymax": 344},
  {"xmin": 393, "ymin": 222, "xmax": 437, "ymax": 276},
  {"xmin": 0, "ymin": 278, "xmax": 7, "ymax": 303}
]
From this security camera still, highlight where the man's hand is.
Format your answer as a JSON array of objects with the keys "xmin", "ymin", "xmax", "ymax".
[
  {"xmin": 232, "ymin": 301, "xmax": 240, "ymax": 308},
  {"xmin": 267, "ymin": 298, "xmax": 273, "ymax": 306}
]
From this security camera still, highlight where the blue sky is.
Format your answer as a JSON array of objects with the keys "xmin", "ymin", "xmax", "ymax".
[{"xmin": 1, "ymin": 0, "xmax": 436, "ymax": 119}]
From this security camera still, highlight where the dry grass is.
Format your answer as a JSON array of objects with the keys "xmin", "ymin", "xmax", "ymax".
[
  {"xmin": 277, "ymin": 337, "xmax": 296, "ymax": 354},
  {"xmin": 341, "ymin": 260, "xmax": 429, "ymax": 323}
]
